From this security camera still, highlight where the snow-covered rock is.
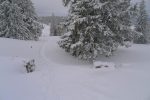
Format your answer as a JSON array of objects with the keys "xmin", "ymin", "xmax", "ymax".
[{"xmin": 94, "ymin": 61, "xmax": 116, "ymax": 70}]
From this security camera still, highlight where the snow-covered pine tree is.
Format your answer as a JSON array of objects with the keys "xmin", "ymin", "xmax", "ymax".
[
  {"xmin": 59, "ymin": 0, "xmax": 136, "ymax": 61},
  {"xmin": 0, "ymin": 0, "xmax": 33, "ymax": 39},
  {"xmin": 15, "ymin": 0, "xmax": 42, "ymax": 40},
  {"xmin": 135, "ymin": 0, "xmax": 149, "ymax": 44},
  {"xmin": 0, "ymin": 0, "xmax": 42, "ymax": 40}
]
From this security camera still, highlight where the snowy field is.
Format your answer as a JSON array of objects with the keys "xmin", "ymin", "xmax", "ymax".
[{"xmin": 0, "ymin": 25, "xmax": 150, "ymax": 100}]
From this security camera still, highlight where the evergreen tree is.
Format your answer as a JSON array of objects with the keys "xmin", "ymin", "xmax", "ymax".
[
  {"xmin": 0, "ymin": 0, "xmax": 32, "ymax": 39},
  {"xmin": 59, "ymin": 0, "xmax": 136, "ymax": 61},
  {"xmin": 15, "ymin": 0, "xmax": 42, "ymax": 40},
  {"xmin": 15, "ymin": 0, "xmax": 36, "ymax": 19},
  {"xmin": 0, "ymin": 0, "xmax": 42, "ymax": 40},
  {"xmin": 135, "ymin": 0, "xmax": 149, "ymax": 44}
]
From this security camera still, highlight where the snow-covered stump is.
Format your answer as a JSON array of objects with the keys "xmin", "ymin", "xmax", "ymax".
[
  {"xmin": 94, "ymin": 61, "xmax": 116, "ymax": 70},
  {"xmin": 24, "ymin": 59, "xmax": 36, "ymax": 73}
]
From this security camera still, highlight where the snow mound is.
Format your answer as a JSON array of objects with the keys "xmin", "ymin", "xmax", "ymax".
[{"xmin": 94, "ymin": 61, "xmax": 116, "ymax": 70}]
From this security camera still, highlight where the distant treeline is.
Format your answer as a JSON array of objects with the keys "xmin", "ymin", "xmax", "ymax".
[{"xmin": 38, "ymin": 16, "xmax": 66, "ymax": 25}]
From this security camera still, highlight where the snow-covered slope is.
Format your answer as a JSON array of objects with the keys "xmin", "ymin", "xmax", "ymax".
[{"xmin": 0, "ymin": 26, "xmax": 150, "ymax": 100}]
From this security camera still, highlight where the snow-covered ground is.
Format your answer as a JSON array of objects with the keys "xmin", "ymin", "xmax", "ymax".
[{"xmin": 0, "ymin": 24, "xmax": 150, "ymax": 100}]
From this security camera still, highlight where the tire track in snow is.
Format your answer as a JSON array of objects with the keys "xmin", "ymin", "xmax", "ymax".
[{"xmin": 39, "ymin": 38, "xmax": 61, "ymax": 100}]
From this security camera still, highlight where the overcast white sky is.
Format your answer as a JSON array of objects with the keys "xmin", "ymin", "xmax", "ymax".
[
  {"xmin": 32, "ymin": 0, "xmax": 150, "ymax": 16},
  {"xmin": 32, "ymin": 0, "xmax": 68, "ymax": 16}
]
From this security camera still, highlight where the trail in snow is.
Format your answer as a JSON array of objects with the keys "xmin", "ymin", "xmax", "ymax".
[
  {"xmin": 39, "ymin": 37, "xmax": 61, "ymax": 100},
  {"xmin": 41, "ymin": 24, "xmax": 50, "ymax": 37}
]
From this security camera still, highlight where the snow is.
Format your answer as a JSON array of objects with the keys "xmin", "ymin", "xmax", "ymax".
[
  {"xmin": 71, "ymin": 41, "xmax": 82, "ymax": 49},
  {"xmin": 0, "ymin": 25, "xmax": 150, "ymax": 100},
  {"xmin": 41, "ymin": 24, "xmax": 50, "ymax": 37}
]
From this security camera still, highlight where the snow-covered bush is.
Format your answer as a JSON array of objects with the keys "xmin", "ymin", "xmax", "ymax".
[
  {"xmin": 59, "ymin": 0, "xmax": 137, "ymax": 61},
  {"xmin": 24, "ymin": 59, "xmax": 36, "ymax": 73},
  {"xmin": 124, "ymin": 41, "xmax": 132, "ymax": 48}
]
